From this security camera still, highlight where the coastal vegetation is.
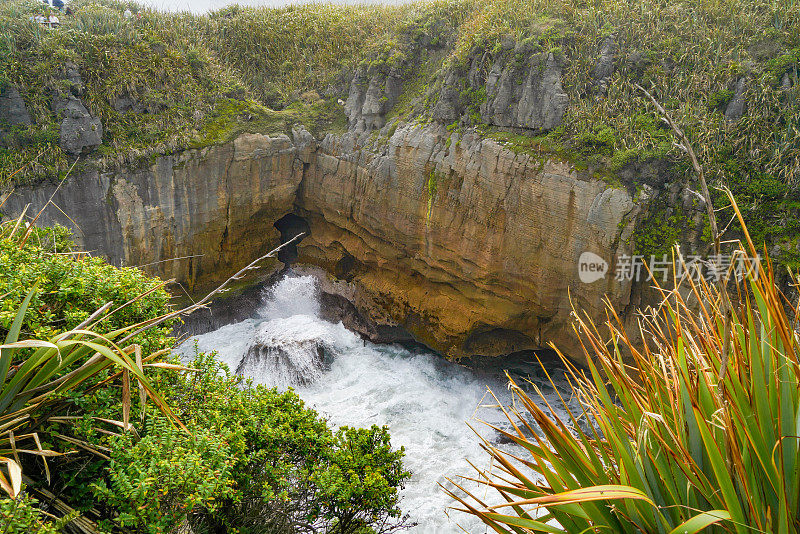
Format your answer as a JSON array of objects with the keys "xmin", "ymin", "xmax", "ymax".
[
  {"xmin": 0, "ymin": 219, "xmax": 409, "ymax": 532},
  {"xmin": 0, "ymin": 0, "xmax": 799, "ymax": 531},
  {"xmin": 450, "ymin": 197, "xmax": 800, "ymax": 532}
]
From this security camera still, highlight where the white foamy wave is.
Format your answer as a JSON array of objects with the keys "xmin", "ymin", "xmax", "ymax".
[
  {"xmin": 237, "ymin": 315, "xmax": 358, "ymax": 388},
  {"xmin": 256, "ymin": 273, "xmax": 321, "ymax": 320}
]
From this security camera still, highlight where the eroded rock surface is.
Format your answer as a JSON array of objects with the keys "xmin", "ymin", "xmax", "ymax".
[
  {"xmin": 481, "ymin": 52, "xmax": 568, "ymax": 130},
  {"xmin": 53, "ymin": 94, "xmax": 103, "ymax": 155},
  {"xmin": 297, "ymin": 123, "xmax": 637, "ymax": 360},
  {"xmin": 0, "ymin": 86, "xmax": 32, "ymax": 145},
  {"xmin": 4, "ymin": 122, "xmax": 641, "ymax": 362},
  {"xmin": 3, "ymin": 133, "xmax": 302, "ymax": 291},
  {"xmin": 345, "ymin": 67, "xmax": 404, "ymax": 133},
  {"xmin": 725, "ymin": 77, "xmax": 747, "ymax": 122}
]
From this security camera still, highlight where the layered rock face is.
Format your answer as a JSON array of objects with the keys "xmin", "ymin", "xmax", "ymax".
[
  {"xmin": 3, "ymin": 133, "xmax": 304, "ymax": 291},
  {"xmin": 298, "ymin": 124, "xmax": 637, "ymax": 359},
  {"xmin": 4, "ymin": 122, "xmax": 638, "ymax": 361},
  {"xmin": 3, "ymin": 32, "xmax": 648, "ymax": 363}
]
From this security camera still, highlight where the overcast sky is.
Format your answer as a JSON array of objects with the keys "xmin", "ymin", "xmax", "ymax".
[{"xmin": 138, "ymin": 0, "xmax": 411, "ymax": 14}]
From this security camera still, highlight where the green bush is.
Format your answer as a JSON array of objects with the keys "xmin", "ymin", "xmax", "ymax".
[
  {"xmin": 158, "ymin": 351, "xmax": 411, "ymax": 534},
  {"xmin": 92, "ymin": 419, "xmax": 234, "ymax": 533},
  {"xmin": 0, "ymin": 495, "xmax": 59, "ymax": 533},
  {"xmin": 0, "ymin": 223, "xmax": 174, "ymax": 353},
  {"xmin": 313, "ymin": 426, "xmax": 409, "ymax": 533}
]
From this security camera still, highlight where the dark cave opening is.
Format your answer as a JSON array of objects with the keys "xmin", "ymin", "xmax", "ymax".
[{"xmin": 274, "ymin": 213, "xmax": 310, "ymax": 265}]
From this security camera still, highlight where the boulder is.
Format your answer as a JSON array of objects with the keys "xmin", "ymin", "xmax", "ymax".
[
  {"xmin": 61, "ymin": 62, "xmax": 85, "ymax": 95},
  {"xmin": 53, "ymin": 94, "xmax": 103, "ymax": 155},
  {"xmin": 782, "ymin": 72, "xmax": 793, "ymax": 91},
  {"xmin": 431, "ymin": 69, "xmax": 465, "ymax": 124}
]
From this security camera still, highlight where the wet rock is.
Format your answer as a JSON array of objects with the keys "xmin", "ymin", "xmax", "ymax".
[
  {"xmin": 481, "ymin": 52, "xmax": 568, "ymax": 131},
  {"xmin": 53, "ymin": 94, "xmax": 103, "ymax": 155},
  {"xmin": 724, "ymin": 77, "xmax": 746, "ymax": 121},
  {"xmin": 318, "ymin": 289, "xmax": 415, "ymax": 344},
  {"xmin": 237, "ymin": 318, "xmax": 331, "ymax": 387}
]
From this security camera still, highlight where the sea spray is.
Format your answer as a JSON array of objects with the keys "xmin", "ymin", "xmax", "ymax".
[{"xmin": 179, "ymin": 273, "xmax": 565, "ymax": 533}]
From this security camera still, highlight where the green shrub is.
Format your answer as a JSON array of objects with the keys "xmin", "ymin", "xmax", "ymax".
[
  {"xmin": 0, "ymin": 495, "xmax": 59, "ymax": 533},
  {"xmin": 0, "ymin": 224, "xmax": 182, "ymax": 530},
  {"xmin": 0, "ymin": 223, "xmax": 173, "ymax": 353},
  {"xmin": 708, "ymin": 88, "xmax": 734, "ymax": 110},
  {"xmin": 92, "ymin": 419, "xmax": 234, "ymax": 533},
  {"xmin": 313, "ymin": 426, "xmax": 409, "ymax": 533},
  {"xmin": 162, "ymin": 351, "xmax": 411, "ymax": 534}
]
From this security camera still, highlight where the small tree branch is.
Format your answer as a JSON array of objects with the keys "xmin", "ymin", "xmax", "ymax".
[
  {"xmin": 635, "ymin": 83, "xmax": 733, "ymax": 381},
  {"xmin": 117, "ymin": 233, "xmax": 305, "ymax": 346}
]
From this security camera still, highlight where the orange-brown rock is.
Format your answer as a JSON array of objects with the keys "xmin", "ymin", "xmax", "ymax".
[{"xmin": 4, "ymin": 124, "xmax": 641, "ymax": 363}]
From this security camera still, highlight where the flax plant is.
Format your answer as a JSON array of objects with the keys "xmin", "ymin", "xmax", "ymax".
[{"xmin": 449, "ymin": 195, "xmax": 800, "ymax": 533}]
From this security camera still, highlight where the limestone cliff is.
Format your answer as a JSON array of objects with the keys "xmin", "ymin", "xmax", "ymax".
[
  {"xmin": 3, "ymin": 133, "xmax": 303, "ymax": 292},
  {"xmin": 297, "ymin": 124, "xmax": 638, "ymax": 359},
  {"xmin": 4, "ymin": 118, "xmax": 643, "ymax": 362}
]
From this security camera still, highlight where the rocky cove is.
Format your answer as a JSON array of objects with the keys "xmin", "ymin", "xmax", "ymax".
[
  {"xmin": 4, "ymin": 120, "xmax": 645, "ymax": 363},
  {"xmin": 3, "ymin": 0, "xmax": 800, "ymax": 531}
]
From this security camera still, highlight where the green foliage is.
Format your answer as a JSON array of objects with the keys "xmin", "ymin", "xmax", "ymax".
[
  {"xmin": 708, "ymin": 88, "xmax": 734, "ymax": 110},
  {"xmin": 199, "ymin": 2, "xmax": 406, "ymax": 105},
  {"xmin": 453, "ymin": 204, "xmax": 800, "ymax": 532},
  {"xmin": 153, "ymin": 351, "xmax": 411, "ymax": 534},
  {"xmin": 0, "ymin": 0, "xmax": 244, "ymax": 183},
  {"xmin": 0, "ymin": 229, "xmax": 408, "ymax": 531},
  {"xmin": 313, "ymin": 426, "xmax": 409, "ymax": 533},
  {"xmin": 633, "ymin": 202, "xmax": 696, "ymax": 258},
  {"xmin": 92, "ymin": 418, "xmax": 233, "ymax": 533},
  {"xmin": 0, "ymin": 253, "xmax": 181, "ymax": 534},
  {"xmin": 0, "ymin": 495, "xmax": 60, "ymax": 533},
  {"xmin": 0, "ymin": 222, "xmax": 173, "ymax": 352},
  {"xmin": 193, "ymin": 96, "xmax": 347, "ymax": 148}
]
